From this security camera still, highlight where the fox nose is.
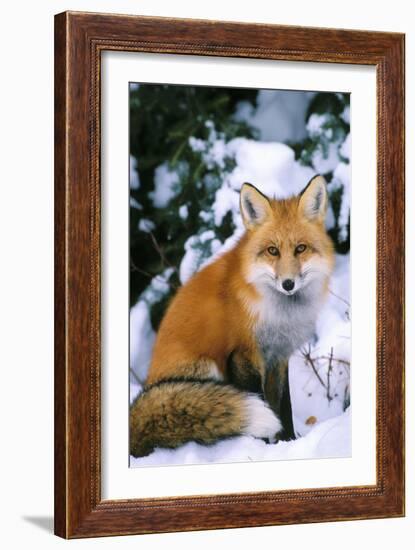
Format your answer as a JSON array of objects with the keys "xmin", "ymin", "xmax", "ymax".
[{"xmin": 282, "ymin": 279, "xmax": 295, "ymax": 292}]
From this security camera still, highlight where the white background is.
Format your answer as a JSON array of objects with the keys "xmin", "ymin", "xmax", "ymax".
[{"xmin": 0, "ymin": 0, "xmax": 412, "ymax": 548}]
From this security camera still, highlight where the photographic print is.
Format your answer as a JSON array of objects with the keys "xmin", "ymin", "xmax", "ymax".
[
  {"xmin": 129, "ymin": 83, "xmax": 351, "ymax": 467},
  {"xmin": 55, "ymin": 12, "xmax": 404, "ymax": 537}
]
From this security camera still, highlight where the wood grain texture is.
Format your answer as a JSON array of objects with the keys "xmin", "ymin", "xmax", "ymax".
[
  {"xmin": 54, "ymin": 11, "xmax": 405, "ymax": 539},
  {"xmin": 54, "ymin": 11, "xmax": 67, "ymax": 538}
]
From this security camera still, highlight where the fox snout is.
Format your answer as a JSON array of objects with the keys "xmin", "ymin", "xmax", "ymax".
[
  {"xmin": 282, "ymin": 278, "xmax": 295, "ymax": 292},
  {"xmin": 273, "ymin": 255, "xmax": 302, "ymax": 294},
  {"xmin": 276, "ymin": 273, "xmax": 301, "ymax": 296}
]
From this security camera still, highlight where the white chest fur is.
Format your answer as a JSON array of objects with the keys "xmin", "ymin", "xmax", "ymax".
[{"xmin": 253, "ymin": 286, "xmax": 321, "ymax": 367}]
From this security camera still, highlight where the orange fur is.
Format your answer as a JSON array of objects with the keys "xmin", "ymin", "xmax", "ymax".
[
  {"xmin": 146, "ymin": 177, "xmax": 334, "ymax": 385},
  {"xmin": 131, "ymin": 175, "xmax": 335, "ymax": 456}
]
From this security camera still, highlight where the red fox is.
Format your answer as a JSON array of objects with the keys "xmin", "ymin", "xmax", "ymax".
[{"xmin": 130, "ymin": 175, "xmax": 334, "ymax": 457}]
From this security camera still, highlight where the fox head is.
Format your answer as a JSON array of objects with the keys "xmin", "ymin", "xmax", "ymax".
[{"xmin": 239, "ymin": 175, "xmax": 334, "ymax": 298}]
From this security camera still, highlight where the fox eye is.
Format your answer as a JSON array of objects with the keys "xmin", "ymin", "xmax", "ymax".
[
  {"xmin": 267, "ymin": 246, "xmax": 279, "ymax": 256},
  {"xmin": 295, "ymin": 244, "xmax": 307, "ymax": 254}
]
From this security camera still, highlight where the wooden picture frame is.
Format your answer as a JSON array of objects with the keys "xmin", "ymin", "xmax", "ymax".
[{"xmin": 54, "ymin": 11, "xmax": 405, "ymax": 538}]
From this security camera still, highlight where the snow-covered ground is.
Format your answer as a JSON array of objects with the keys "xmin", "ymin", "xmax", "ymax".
[
  {"xmin": 129, "ymin": 407, "xmax": 350, "ymax": 467},
  {"xmin": 129, "ymin": 89, "xmax": 351, "ymax": 467}
]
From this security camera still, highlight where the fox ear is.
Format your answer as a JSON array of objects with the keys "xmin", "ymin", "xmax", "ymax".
[
  {"xmin": 298, "ymin": 175, "xmax": 328, "ymax": 222},
  {"xmin": 240, "ymin": 183, "xmax": 272, "ymax": 230}
]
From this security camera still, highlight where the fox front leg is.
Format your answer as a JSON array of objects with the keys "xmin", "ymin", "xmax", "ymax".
[
  {"xmin": 227, "ymin": 350, "xmax": 263, "ymax": 395},
  {"xmin": 263, "ymin": 360, "xmax": 295, "ymax": 441}
]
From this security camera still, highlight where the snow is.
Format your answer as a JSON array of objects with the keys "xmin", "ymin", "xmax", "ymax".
[
  {"xmin": 179, "ymin": 233, "xmax": 218, "ymax": 284},
  {"xmin": 234, "ymin": 90, "xmax": 314, "ymax": 143},
  {"xmin": 227, "ymin": 139, "xmax": 314, "ymax": 197},
  {"xmin": 141, "ymin": 268, "xmax": 174, "ymax": 304},
  {"xmin": 213, "ymin": 184, "xmax": 240, "ymax": 227},
  {"xmin": 341, "ymin": 105, "xmax": 350, "ymax": 124},
  {"xmin": 129, "ymin": 408, "xmax": 350, "ymax": 467},
  {"xmin": 310, "ymin": 141, "xmax": 340, "ymax": 174},
  {"xmin": 211, "ymin": 138, "xmax": 314, "ymax": 229},
  {"xmin": 179, "ymin": 204, "xmax": 189, "ymax": 220},
  {"xmin": 306, "ymin": 114, "xmax": 349, "ymax": 176},
  {"xmin": 130, "ymin": 381, "xmax": 142, "ymax": 405},
  {"xmin": 199, "ymin": 210, "xmax": 212, "ymax": 223},
  {"xmin": 199, "ymin": 229, "xmax": 216, "ymax": 243},
  {"xmin": 325, "ymin": 203, "xmax": 336, "ymax": 230},
  {"xmin": 129, "ymin": 301, "xmax": 155, "ymax": 383},
  {"xmin": 129, "ymin": 197, "xmax": 142, "ymax": 210},
  {"xmin": 179, "ymin": 236, "xmax": 201, "ymax": 284},
  {"xmin": 306, "ymin": 113, "xmax": 330, "ymax": 138},
  {"xmin": 130, "ymin": 268, "xmax": 175, "ymax": 381},
  {"xmin": 129, "ymin": 155, "xmax": 140, "ymax": 189},
  {"xmin": 150, "ymin": 162, "xmax": 182, "ymax": 208},
  {"xmin": 290, "ymin": 254, "xmax": 350, "ymax": 437},
  {"xmin": 138, "ymin": 218, "xmax": 155, "ymax": 233},
  {"xmin": 332, "ymin": 161, "xmax": 351, "ymax": 242},
  {"xmin": 189, "ymin": 121, "xmax": 229, "ymax": 171},
  {"xmin": 188, "ymin": 136, "xmax": 206, "ymax": 153},
  {"xmin": 340, "ymin": 133, "xmax": 351, "ymax": 160},
  {"xmin": 204, "ymin": 139, "xmax": 227, "ymax": 170}
]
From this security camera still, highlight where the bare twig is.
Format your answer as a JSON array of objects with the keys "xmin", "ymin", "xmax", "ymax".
[
  {"xmin": 302, "ymin": 344, "xmax": 327, "ymax": 389},
  {"xmin": 148, "ymin": 230, "xmax": 176, "ymax": 271},
  {"xmin": 145, "ymin": 231, "xmax": 181, "ymax": 290},
  {"xmin": 130, "ymin": 255, "xmax": 179, "ymax": 291},
  {"xmin": 328, "ymin": 288, "xmax": 350, "ymax": 308},
  {"xmin": 319, "ymin": 355, "xmax": 350, "ymax": 366},
  {"xmin": 299, "ymin": 345, "xmax": 351, "ymax": 410},
  {"xmin": 326, "ymin": 347, "xmax": 334, "ymax": 402},
  {"xmin": 130, "ymin": 259, "xmax": 154, "ymax": 279},
  {"xmin": 130, "ymin": 367, "xmax": 144, "ymax": 386}
]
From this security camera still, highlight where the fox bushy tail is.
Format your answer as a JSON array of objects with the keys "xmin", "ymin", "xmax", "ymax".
[{"xmin": 130, "ymin": 378, "xmax": 281, "ymax": 457}]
